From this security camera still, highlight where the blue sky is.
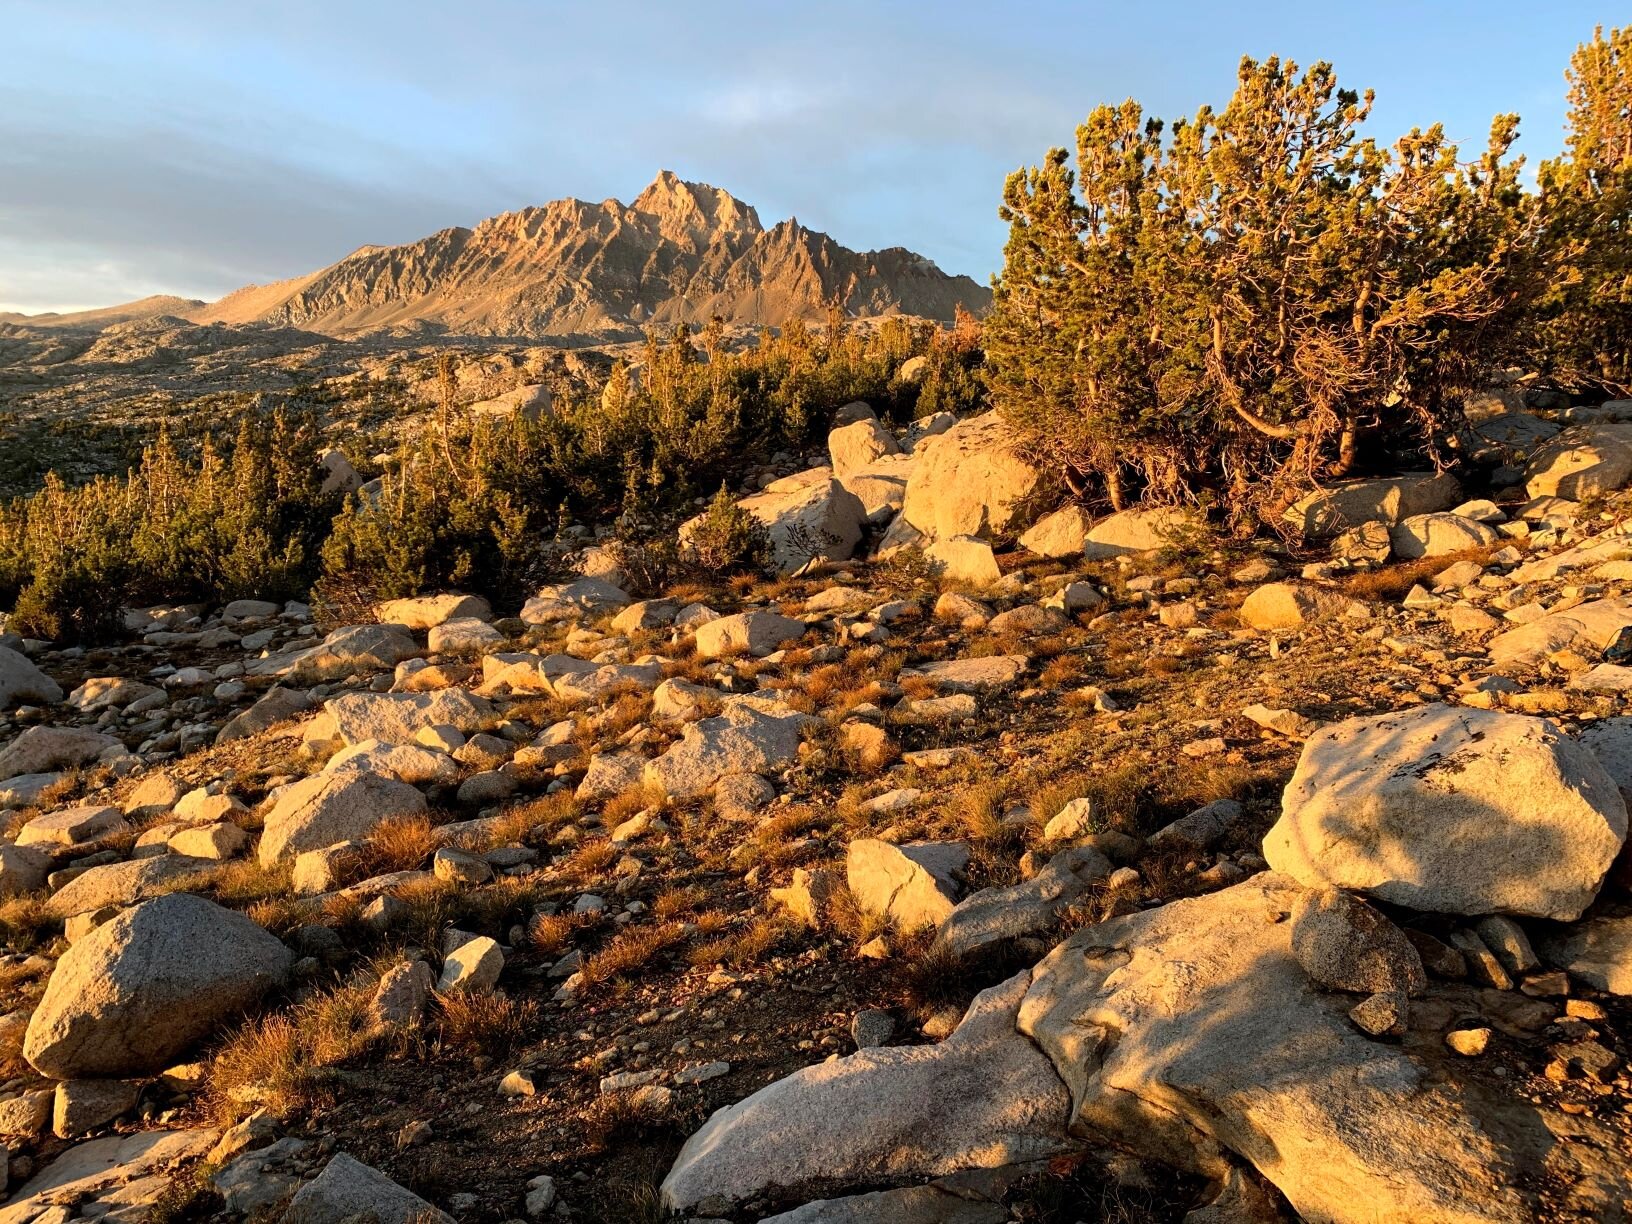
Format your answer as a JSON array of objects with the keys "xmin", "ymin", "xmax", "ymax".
[{"xmin": 0, "ymin": 0, "xmax": 1614, "ymax": 314}]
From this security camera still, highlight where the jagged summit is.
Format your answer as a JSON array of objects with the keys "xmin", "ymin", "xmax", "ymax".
[{"xmin": 32, "ymin": 173, "xmax": 987, "ymax": 340}]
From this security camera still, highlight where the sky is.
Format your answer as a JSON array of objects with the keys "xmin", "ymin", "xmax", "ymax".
[{"xmin": 0, "ymin": 0, "xmax": 1615, "ymax": 315}]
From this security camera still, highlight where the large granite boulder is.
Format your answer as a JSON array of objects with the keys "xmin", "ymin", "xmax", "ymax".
[
  {"xmin": 24, "ymin": 894, "xmax": 291, "ymax": 1077},
  {"xmin": 661, "ymin": 972, "xmax": 1073, "ymax": 1212},
  {"xmin": 1081, "ymin": 507, "xmax": 1197, "ymax": 559},
  {"xmin": 0, "ymin": 726, "xmax": 121, "ymax": 781},
  {"xmin": 258, "ymin": 771, "xmax": 428, "ymax": 866},
  {"xmin": 0, "ymin": 645, "xmax": 62, "ymax": 710},
  {"xmin": 45, "ymin": 855, "xmax": 216, "ymax": 920},
  {"xmin": 1018, "ymin": 506, "xmax": 1094, "ymax": 559},
  {"xmin": 643, "ymin": 702, "xmax": 813, "ymax": 800},
  {"xmin": 1283, "ymin": 472, "xmax": 1461, "ymax": 540},
  {"xmin": 1487, "ymin": 598, "xmax": 1632, "ymax": 671},
  {"xmin": 847, "ymin": 839, "xmax": 969, "ymax": 933},
  {"xmin": 376, "ymin": 593, "xmax": 492, "ymax": 630},
  {"xmin": 1016, "ymin": 874, "xmax": 1617, "ymax": 1223},
  {"xmin": 282, "ymin": 1152, "xmax": 453, "ymax": 1224},
  {"xmin": 828, "ymin": 419, "xmax": 902, "ymax": 476},
  {"xmin": 215, "ymin": 686, "xmax": 312, "ymax": 744},
  {"xmin": 1238, "ymin": 583, "xmax": 1349, "ymax": 631},
  {"xmin": 324, "ymin": 689, "xmax": 493, "ymax": 746},
  {"xmin": 836, "ymin": 456, "xmax": 914, "ymax": 525},
  {"xmin": 269, "ymin": 624, "xmax": 421, "ymax": 683},
  {"xmin": 897, "ymin": 412, "xmax": 1054, "ymax": 542},
  {"xmin": 697, "ymin": 469, "xmax": 866, "ymax": 575},
  {"xmin": 1388, "ymin": 513, "xmax": 1500, "ymax": 559},
  {"xmin": 520, "ymin": 578, "xmax": 631, "ymax": 625},
  {"xmin": 694, "ymin": 610, "xmax": 807, "ymax": 659},
  {"xmin": 1539, "ymin": 915, "xmax": 1632, "ymax": 996},
  {"xmin": 1524, "ymin": 423, "xmax": 1632, "ymax": 500},
  {"xmin": 1263, "ymin": 704, "xmax": 1625, "ymax": 920}
]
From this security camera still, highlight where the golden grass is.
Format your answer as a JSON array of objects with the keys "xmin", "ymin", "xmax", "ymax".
[
  {"xmin": 1337, "ymin": 544, "xmax": 1504, "ymax": 603},
  {"xmin": 733, "ymin": 805, "xmax": 824, "ymax": 871},
  {"xmin": 580, "ymin": 920, "xmax": 688, "ymax": 987},
  {"xmin": 650, "ymin": 884, "xmax": 707, "ymax": 921},
  {"xmin": 529, "ymin": 910, "xmax": 592, "ymax": 956},
  {"xmin": 0, "ymin": 895, "xmax": 55, "ymax": 952},
  {"xmin": 688, "ymin": 914, "xmax": 789, "ymax": 968},
  {"xmin": 498, "ymin": 791, "xmax": 581, "ymax": 842},
  {"xmin": 453, "ymin": 873, "xmax": 549, "ymax": 934},
  {"xmin": 825, "ymin": 882, "xmax": 888, "ymax": 946},
  {"xmin": 1040, "ymin": 653, "xmax": 1091, "ymax": 687},
  {"xmin": 897, "ymin": 673, "xmax": 938, "ymax": 701},
  {"xmin": 244, "ymin": 896, "xmax": 311, "ymax": 937},
  {"xmin": 208, "ymin": 982, "xmax": 378, "ymax": 1122},
  {"xmin": 953, "ymin": 777, "xmax": 1010, "ymax": 845},
  {"xmin": 560, "ymin": 837, "xmax": 618, "ymax": 882},
  {"xmin": 578, "ymin": 1087, "xmax": 681, "ymax": 1153},
  {"xmin": 358, "ymin": 813, "xmax": 441, "ymax": 877},
  {"xmin": 602, "ymin": 784, "xmax": 662, "ymax": 828},
  {"xmin": 435, "ymin": 988, "xmax": 539, "ymax": 1052}
]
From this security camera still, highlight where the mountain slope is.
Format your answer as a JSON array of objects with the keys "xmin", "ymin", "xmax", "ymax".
[
  {"xmin": 1, "ymin": 295, "xmax": 208, "ymax": 330},
  {"xmin": 180, "ymin": 171, "xmax": 987, "ymax": 339}
]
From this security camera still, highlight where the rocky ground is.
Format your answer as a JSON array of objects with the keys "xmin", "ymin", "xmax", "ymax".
[{"xmin": 2, "ymin": 396, "xmax": 1632, "ymax": 1223}]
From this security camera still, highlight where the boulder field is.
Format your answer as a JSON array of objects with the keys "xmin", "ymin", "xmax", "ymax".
[{"xmin": 3, "ymin": 395, "xmax": 1632, "ymax": 1218}]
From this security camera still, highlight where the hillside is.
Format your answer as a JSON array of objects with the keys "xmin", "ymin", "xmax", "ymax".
[
  {"xmin": 0, "ymin": 397, "xmax": 1631, "ymax": 1221},
  {"xmin": 15, "ymin": 173, "xmax": 989, "ymax": 341}
]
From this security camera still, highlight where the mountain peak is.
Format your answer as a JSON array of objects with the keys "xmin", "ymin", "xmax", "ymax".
[
  {"xmin": 172, "ymin": 173, "xmax": 987, "ymax": 339},
  {"xmin": 631, "ymin": 170, "xmax": 762, "ymax": 245}
]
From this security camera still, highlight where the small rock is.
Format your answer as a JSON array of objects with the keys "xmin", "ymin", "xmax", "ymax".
[
  {"xmin": 850, "ymin": 1009, "xmax": 895, "ymax": 1050},
  {"xmin": 1446, "ymin": 1027, "xmax": 1491, "ymax": 1056}
]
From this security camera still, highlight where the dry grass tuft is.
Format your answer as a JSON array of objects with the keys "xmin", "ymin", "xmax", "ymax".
[
  {"xmin": 688, "ymin": 913, "xmax": 789, "ymax": 968},
  {"xmin": 208, "ymin": 982, "xmax": 377, "ymax": 1122},
  {"xmin": 602, "ymin": 784, "xmax": 662, "ymax": 828},
  {"xmin": 954, "ymin": 777, "xmax": 1013, "ymax": 846},
  {"xmin": 826, "ymin": 882, "xmax": 888, "ymax": 946},
  {"xmin": 560, "ymin": 837, "xmax": 617, "ymax": 882},
  {"xmin": 1040, "ymin": 653, "xmax": 1091, "ymax": 687},
  {"xmin": 498, "ymin": 791, "xmax": 581, "ymax": 842},
  {"xmin": 436, "ymin": 989, "xmax": 539, "ymax": 1052},
  {"xmin": 578, "ymin": 1088, "xmax": 683, "ymax": 1154},
  {"xmin": 529, "ymin": 909, "xmax": 593, "ymax": 956},
  {"xmin": 0, "ymin": 896, "xmax": 55, "ymax": 952},
  {"xmin": 1337, "ymin": 544, "xmax": 1504, "ymax": 603},
  {"xmin": 580, "ymin": 920, "xmax": 687, "ymax": 987},
  {"xmin": 734, "ymin": 805, "xmax": 824, "ymax": 871},
  {"xmin": 650, "ymin": 884, "xmax": 707, "ymax": 921},
  {"xmin": 359, "ymin": 813, "xmax": 441, "ymax": 876},
  {"xmin": 244, "ymin": 896, "xmax": 311, "ymax": 937}
]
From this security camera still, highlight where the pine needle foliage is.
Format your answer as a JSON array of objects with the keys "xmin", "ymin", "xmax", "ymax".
[{"xmin": 985, "ymin": 56, "xmax": 1533, "ymax": 532}]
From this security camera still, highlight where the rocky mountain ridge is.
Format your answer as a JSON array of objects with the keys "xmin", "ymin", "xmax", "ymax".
[{"xmin": 7, "ymin": 173, "xmax": 989, "ymax": 341}]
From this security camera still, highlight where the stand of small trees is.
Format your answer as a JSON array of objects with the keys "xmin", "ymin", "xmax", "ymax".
[
  {"xmin": 0, "ymin": 413, "xmax": 339, "ymax": 641},
  {"xmin": 0, "ymin": 316, "xmax": 969, "ymax": 641},
  {"xmin": 986, "ymin": 31, "xmax": 1630, "ymax": 531}
]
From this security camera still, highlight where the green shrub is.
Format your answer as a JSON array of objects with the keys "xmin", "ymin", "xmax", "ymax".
[
  {"xmin": 682, "ymin": 488, "xmax": 772, "ymax": 576},
  {"xmin": 985, "ymin": 55, "xmax": 1530, "ymax": 531}
]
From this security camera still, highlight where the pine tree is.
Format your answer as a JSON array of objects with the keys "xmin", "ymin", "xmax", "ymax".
[
  {"xmin": 985, "ymin": 56, "xmax": 1529, "ymax": 530},
  {"xmin": 1533, "ymin": 26, "xmax": 1632, "ymax": 391}
]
